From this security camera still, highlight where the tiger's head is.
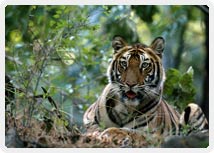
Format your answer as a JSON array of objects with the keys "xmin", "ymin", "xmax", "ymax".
[{"xmin": 107, "ymin": 36, "xmax": 165, "ymax": 107}]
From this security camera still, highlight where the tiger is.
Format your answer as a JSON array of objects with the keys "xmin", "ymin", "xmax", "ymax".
[{"xmin": 83, "ymin": 36, "xmax": 208, "ymax": 145}]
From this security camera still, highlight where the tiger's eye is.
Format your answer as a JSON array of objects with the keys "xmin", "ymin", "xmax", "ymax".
[
  {"xmin": 120, "ymin": 61, "xmax": 127, "ymax": 67},
  {"xmin": 142, "ymin": 62, "xmax": 149, "ymax": 68}
]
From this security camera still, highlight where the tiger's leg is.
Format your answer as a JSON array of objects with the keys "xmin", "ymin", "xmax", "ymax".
[
  {"xmin": 84, "ymin": 103, "xmax": 145, "ymax": 146},
  {"xmin": 179, "ymin": 103, "xmax": 208, "ymax": 135},
  {"xmin": 83, "ymin": 102, "xmax": 105, "ymax": 137},
  {"xmin": 99, "ymin": 127, "xmax": 146, "ymax": 146}
]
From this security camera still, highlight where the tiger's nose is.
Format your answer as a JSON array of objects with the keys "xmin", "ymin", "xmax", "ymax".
[{"xmin": 126, "ymin": 81, "xmax": 137, "ymax": 87}]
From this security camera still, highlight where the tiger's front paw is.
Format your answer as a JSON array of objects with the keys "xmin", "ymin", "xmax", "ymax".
[
  {"xmin": 99, "ymin": 127, "xmax": 132, "ymax": 146},
  {"xmin": 98, "ymin": 127, "xmax": 146, "ymax": 147}
]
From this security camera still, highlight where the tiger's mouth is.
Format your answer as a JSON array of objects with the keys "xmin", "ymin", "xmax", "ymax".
[{"xmin": 125, "ymin": 90, "xmax": 137, "ymax": 99}]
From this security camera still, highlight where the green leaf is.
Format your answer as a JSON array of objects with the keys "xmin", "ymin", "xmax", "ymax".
[
  {"xmin": 164, "ymin": 67, "xmax": 196, "ymax": 111},
  {"xmin": 53, "ymin": 14, "xmax": 60, "ymax": 19}
]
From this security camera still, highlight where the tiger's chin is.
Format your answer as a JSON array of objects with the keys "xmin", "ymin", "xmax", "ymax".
[
  {"xmin": 122, "ymin": 90, "xmax": 141, "ymax": 107},
  {"xmin": 124, "ymin": 98, "xmax": 140, "ymax": 107}
]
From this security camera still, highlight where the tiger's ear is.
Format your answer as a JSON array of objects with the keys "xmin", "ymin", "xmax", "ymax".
[
  {"xmin": 150, "ymin": 37, "xmax": 165, "ymax": 57},
  {"xmin": 112, "ymin": 36, "xmax": 127, "ymax": 53}
]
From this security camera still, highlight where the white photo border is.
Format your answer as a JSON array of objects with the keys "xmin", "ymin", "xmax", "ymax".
[{"xmin": 1, "ymin": 0, "xmax": 214, "ymax": 153}]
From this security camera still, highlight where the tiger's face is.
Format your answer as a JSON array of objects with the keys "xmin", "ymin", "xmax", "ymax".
[{"xmin": 108, "ymin": 36, "xmax": 165, "ymax": 107}]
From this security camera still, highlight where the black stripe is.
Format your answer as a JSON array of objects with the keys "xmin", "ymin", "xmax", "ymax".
[
  {"xmin": 132, "ymin": 115, "xmax": 155, "ymax": 129},
  {"xmin": 111, "ymin": 110, "xmax": 123, "ymax": 126},
  {"xmin": 196, "ymin": 111, "xmax": 204, "ymax": 120},
  {"xmin": 121, "ymin": 112, "xmax": 140, "ymax": 126},
  {"xmin": 193, "ymin": 115, "xmax": 206, "ymax": 128},
  {"xmin": 184, "ymin": 106, "xmax": 191, "ymax": 124},
  {"xmin": 147, "ymin": 58, "xmax": 155, "ymax": 81},
  {"xmin": 115, "ymin": 62, "xmax": 121, "ymax": 81},
  {"xmin": 95, "ymin": 103, "xmax": 100, "ymax": 125},
  {"xmin": 121, "ymin": 56, "xmax": 126, "ymax": 60},
  {"xmin": 163, "ymin": 101, "xmax": 179, "ymax": 134},
  {"xmin": 150, "ymin": 58, "xmax": 155, "ymax": 72},
  {"xmin": 154, "ymin": 62, "xmax": 160, "ymax": 85},
  {"xmin": 140, "ymin": 98, "xmax": 159, "ymax": 113},
  {"xmin": 110, "ymin": 61, "xmax": 115, "ymax": 82},
  {"xmin": 94, "ymin": 114, "xmax": 99, "ymax": 124},
  {"xmin": 106, "ymin": 98, "xmax": 122, "ymax": 126}
]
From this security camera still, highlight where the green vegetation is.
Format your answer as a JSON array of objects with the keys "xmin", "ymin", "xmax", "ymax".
[{"xmin": 164, "ymin": 67, "xmax": 196, "ymax": 111}]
